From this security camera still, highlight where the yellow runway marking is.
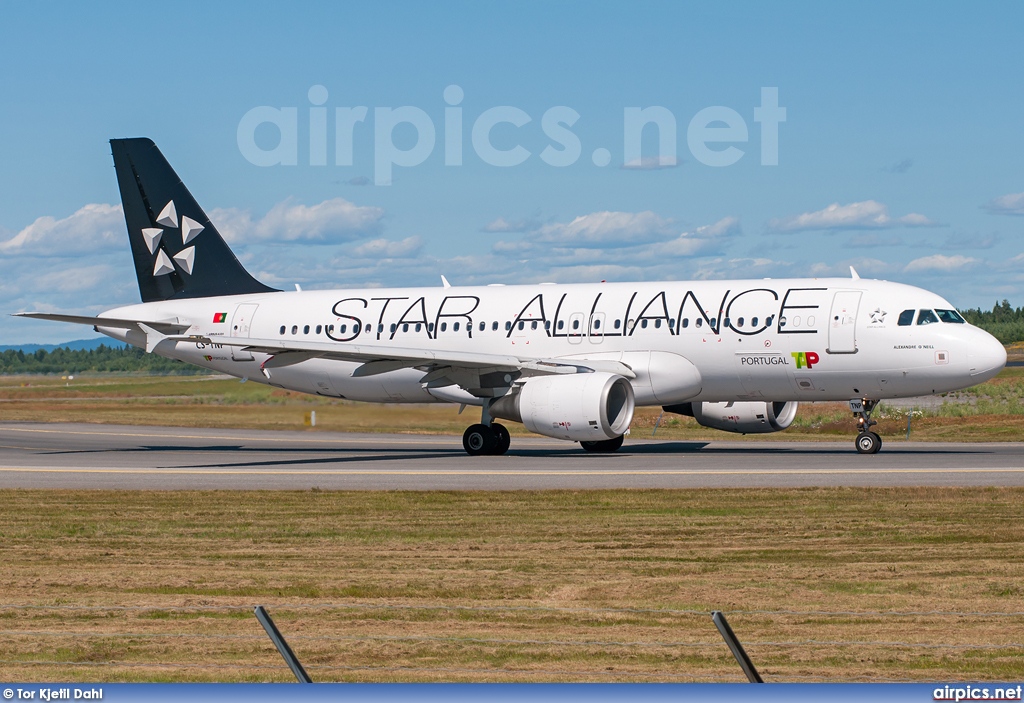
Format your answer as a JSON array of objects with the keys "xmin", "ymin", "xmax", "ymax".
[{"xmin": 1, "ymin": 467, "xmax": 1023, "ymax": 476}]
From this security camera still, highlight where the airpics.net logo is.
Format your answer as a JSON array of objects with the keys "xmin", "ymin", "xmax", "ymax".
[{"xmin": 237, "ymin": 85, "xmax": 786, "ymax": 185}]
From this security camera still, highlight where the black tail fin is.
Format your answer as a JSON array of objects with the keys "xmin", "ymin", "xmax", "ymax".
[{"xmin": 110, "ymin": 138, "xmax": 276, "ymax": 302}]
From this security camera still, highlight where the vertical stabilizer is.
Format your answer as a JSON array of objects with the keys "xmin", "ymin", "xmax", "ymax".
[{"xmin": 110, "ymin": 138, "xmax": 276, "ymax": 302}]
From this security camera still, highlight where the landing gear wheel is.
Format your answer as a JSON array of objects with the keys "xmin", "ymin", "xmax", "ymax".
[
  {"xmin": 856, "ymin": 431, "xmax": 882, "ymax": 454},
  {"xmin": 850, "ymin": 399, "xmax": 882, "ymax": 455},
  {"xmin": 580, "ymin": 435, "xmax": 625, "ymax": 453},
  {"xmin": 463, "ymin": 424, "xmax": 496, "ymax": 456},
  {"xmin": 490, "ymin": 423, "xmax": 511, "ymax": 455}
]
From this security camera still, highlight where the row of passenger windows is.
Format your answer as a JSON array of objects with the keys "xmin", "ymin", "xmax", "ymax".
[
  {"xmin": 278, "ymin": 315, "xmax": 781, "ymax": 336},
  {"xmin": 897, "ymin": 308, "xmax": 966, "ymax": 326}
]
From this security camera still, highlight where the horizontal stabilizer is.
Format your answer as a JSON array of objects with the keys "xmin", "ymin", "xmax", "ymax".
[{"xmin": 12, "ymin": 312, "xmax": 189, "ymax": 335}]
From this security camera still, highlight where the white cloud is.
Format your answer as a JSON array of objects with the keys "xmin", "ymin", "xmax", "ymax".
[
  {"xmin": 0, "ymin": 203, "xmax": 124, "ymax": 257},
  {"xmin": 768, "ymin": 200, "xmax": 936, "ymax": 232},
  {"xmin": 983, "ymin": 192, "xmax": 1024, "ymax": 216},
  {"xmin": 695, "ymin": 216, "xmax": 741, "ymax": 238},
  {"xmin": 903, "ymin": 254, "xmax": 979, "ymax": 273},
  {"xmin": 621, "ymin": 156, "xmax": 678, "ymax": 170},
  {"xmin": 210, "ymin": 198, "xmax": 384, "ymax": 244},
  {"xmin": 482, "ymin": 217, "xmax": 540, "ymax": 233},
  {"xmin": 530, "ymin": 210, "xmax": 675, "ymax": 247},
  {"xmin": 350, "ymin": 236, "xmax": 423, "ymax": 258}
]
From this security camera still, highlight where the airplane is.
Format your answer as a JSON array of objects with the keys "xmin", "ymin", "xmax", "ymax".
[{"xmin": 15, "ymin": 138, "xmax": 1007, "ymax": 455}]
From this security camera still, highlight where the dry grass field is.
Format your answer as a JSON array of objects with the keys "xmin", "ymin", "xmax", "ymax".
[
  {"xmin": 0, "ymin": 488, "xmax": 1022, "ymax": 682},
  {"xmin": 1, "ymin": 370, "xmax": 1022, "ymax": 682}
]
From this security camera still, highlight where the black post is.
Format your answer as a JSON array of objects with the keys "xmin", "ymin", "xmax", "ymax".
[
  {"xmin": 254, "ymin": 605, "xmax": 313, "ymax": 683},
  {"xmin": 711, "ymin": 610, "xmax": 763, "ymax": 683}
]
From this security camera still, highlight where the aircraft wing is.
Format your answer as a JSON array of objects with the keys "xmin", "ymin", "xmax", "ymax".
[{"xmin": 179, "ymin": 334, "xmax": 635, "ymax": 396}]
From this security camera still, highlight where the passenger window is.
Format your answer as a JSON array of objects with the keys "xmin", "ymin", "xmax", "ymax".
[
  {"xmin": 682, "ymin": 318, "xmax": 689, "ymax": 329},
  {"xmin": 340, "ymin": 324, "xmax": 347, "ymax": 333},
  {"xmin": 572, "ymin": 319, "xmax": 580, "ymax": 330},
  {"xmin": 531, "ymin": 320, "xmax": 538, "ymax": 330},
  {"xmin": 390, "ymin": 324, "xmax": 396, "ymax": 333},
  {"xmin": 668, "ymin": 319, "xmax": 675, "ymax": 329},
  {"xmin": 279, "ymin": 326, "xmax": 285, "ymax": 335},
  {"xmin": 366, "ymin": 324, "xmax": 372, "ymax": 333},
  {"xmin": 593, "ymin": 319, "xmax": 601, "ymax": 329},
  {"xmin": 897, "ymin": 309, "xmax": 915, "ymax": 326},
  {"xmin": 936, "ymin": 309, "xmax": 966, "ymax": 323},
  {"xmin": 654, "ymin": 319, "xmax": 662, "ymax": 329},
  {"xmin": 303, "ymin": 325, "xmax": 310, "ymax": 334},
  {"xmin": 479, "ymin": 321, "xmax": 485, "ymax": 332},
  {"xmin": 505, "ymin": 321, "xmax": 512, "ymax": 331},
  {"xmin": 751, "ymin": 317, "xmax": 758, "ymax": 327},
  {"xmin": 710, "ymin": 318, "xmax": 717, "ymax": 327},
  {"xmin": 723, "ymin": 318, "xmax": 731, "ymax": 328},
  {"xmin": 695, "ymin": 318, "xmax": 702, "ymax": 329},
  {"xmin": 453, "ymin": 322, "xmax": 460, "ymax": 332},
  {"xmin": 441, "ymin": 322, "xmax": 447, "ymax": 332},
  {"xmin": 402, "ymin": 323, "xmax": 409, "ymax": 332},
  {"xmin": 614, "ymin": 319, "xmax": 621, "ymax": 329},
  {"xmin": 518, "ymin": 321, "xmax": 525, "ymax": 330},
  {"xmin": 557, "ymin": 320, "xmax": 565, "ymax": 330},
  {"xmin": 492, "ymin": 321, "xmax": 499, "ymax": 331},
  {"xmin": 327, "ymin": 325, "xmax": 334, "ymax": 333},
  {"xmin": 428, "ymin": 323, "xmax": 434, "ymax": 333},
  {"xmin": 377, "ymin": 324, "xmax": 383, "ymax": 333},
  {"xmin": 640, "ymin": 319, "xmax": 648, "ymax": 329},
  {"xmin": 778, "ymin": 317, "xmax": 786, "ymax": 328},
  {"xmin": 291, "ymin": 325, "xmax": 298, "ymax": 335},
  {"xmin": 545, "ymin": 320, "xmax": 551, "ymax": 330},
  {"xmin": 316, "ymin": 325, "xmax": 322, "ymax": 334},
  {"xmin": 415, "ymin": 323, "xmax": 421, "ymax": 332},
  {"xmin": 765, "ymin": 315, "xmax": 773, "ymax": 327},
  {"xmin": 737, "ymin": 317, "xmax": 744, "ymax": 328},
  {"xmin": 917, "ymin": 309, "xmax": 939, "ymax": 325}
]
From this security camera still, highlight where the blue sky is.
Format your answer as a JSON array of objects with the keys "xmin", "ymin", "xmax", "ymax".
[{"xmin": 2, "ymin": 1, "xmax": 1023, "ymax": 343}]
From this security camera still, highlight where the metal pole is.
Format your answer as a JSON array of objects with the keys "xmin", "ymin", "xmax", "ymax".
[
  {"xmin": 711, "ymin": 610, "xmax": 763, "ymax": 683},
  {"xmin": 254, "ymin": 605, "xmax": 312, "ymax": 683},
  {"xmin": 651, "ymin": 410, "xmax": 664, "ymax": 437}
]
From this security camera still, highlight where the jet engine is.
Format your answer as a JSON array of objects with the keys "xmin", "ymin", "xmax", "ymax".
[
  {"xmin": 666, "ymin": 400, "xmax": 799, "ymax": 434},
  {"xmin": 490, "ymin": 372, "xmax": 635, "ymax": 442}
]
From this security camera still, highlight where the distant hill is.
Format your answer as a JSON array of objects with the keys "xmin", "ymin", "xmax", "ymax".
[{"xmin": 0, "ymin": 338, "xmax": 126, "ymax": 353}]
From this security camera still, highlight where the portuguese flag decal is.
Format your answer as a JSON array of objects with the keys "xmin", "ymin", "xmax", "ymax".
[{"xmin": 212, "ymin": 312, "xmax": 227, "ymax": 323}]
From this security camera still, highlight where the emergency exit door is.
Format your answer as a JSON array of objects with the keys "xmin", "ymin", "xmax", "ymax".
[
  {"xmin": 827, "ymin": 291, "xmax": 861, "ymax": 354},
  {"xmin": 230, "ymin": 303, "xmax": 259, "ymax": 361}
]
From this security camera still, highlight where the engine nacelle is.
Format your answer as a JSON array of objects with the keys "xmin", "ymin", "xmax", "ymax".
[
  {"xmin": 490, "ymin": 372, "xmax": 635, "ymax": 442},
  {"xmin": 668, "ymin": 400, "xmax": 799, "ymax": 434}
]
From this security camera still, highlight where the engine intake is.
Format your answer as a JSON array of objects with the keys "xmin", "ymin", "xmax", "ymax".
[
  {"xmin": 665, "ymin": 400, "xmax": 798, "ymax": 434},
  {"xmin": 490, "ymin": 372, "xmax": 635, "ymax": 442}
]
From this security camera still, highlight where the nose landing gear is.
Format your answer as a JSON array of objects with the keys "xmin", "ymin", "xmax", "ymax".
[{"xmin": 850, "ymin": 398, "xmax": 882, "ymax": 454}]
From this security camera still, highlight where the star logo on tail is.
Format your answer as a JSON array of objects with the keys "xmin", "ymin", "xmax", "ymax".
[{"xmin": 145, "ymin": 200, "xmax": 204, "ymax": 277}]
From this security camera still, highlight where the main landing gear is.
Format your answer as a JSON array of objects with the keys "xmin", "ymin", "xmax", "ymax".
[
  {"xmin": 850, "ymin": 398, "xmax": 882, "ymax": 454},
  {"xmin": 462, "ymin": 422, "xmax": 511, "ymax": 456},
  {"xmin": 580, "ymin": 436, "xmax": 625, "ymax": 453}
]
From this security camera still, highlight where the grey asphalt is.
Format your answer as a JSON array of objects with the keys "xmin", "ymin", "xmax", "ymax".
[{"xmin": 1, "ymin": 422, "xmax": 1022, "ymax": 490}]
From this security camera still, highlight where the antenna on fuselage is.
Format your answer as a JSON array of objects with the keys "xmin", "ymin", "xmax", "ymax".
[{"xmin": 441, "ymin": 275, "xmax": 452, "ymax": 289}]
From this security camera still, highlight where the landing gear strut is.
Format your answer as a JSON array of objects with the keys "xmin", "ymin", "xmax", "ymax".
[
  {"xmin": 850, "ymin": 398, "xmax": 882, "ymax": 454},
  {"xmin": 462, "ymin": 403, "xmax": 511, "ymax": 456}
]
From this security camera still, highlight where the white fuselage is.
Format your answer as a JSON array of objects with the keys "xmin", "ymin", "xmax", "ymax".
[{"xmin": 97, "ymin": 277, "xmax": 1007, "ymax": 406}]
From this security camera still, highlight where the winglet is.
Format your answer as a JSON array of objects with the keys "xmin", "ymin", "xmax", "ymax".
[
  {"xmin": 441, "ymin": 275, "xmax": 451, "ymax": 289},
  {"xmin": 849, "ymin": 266, "xmax": 860, "ymax": 280}
]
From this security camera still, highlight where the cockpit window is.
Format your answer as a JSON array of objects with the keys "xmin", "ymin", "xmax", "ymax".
[
  {"xmin": 897, "ymin": 309, "xmax": 915, "ymax": 326},
  {"xmin": 917, "ymin": 309, "xmax": 939, "ymax": 325},
  {"xmin": 936, "ymin": 309, "xmax": 966, "ymax": 324}
]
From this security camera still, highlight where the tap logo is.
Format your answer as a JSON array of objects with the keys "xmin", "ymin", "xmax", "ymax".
[{"xmin": 791, "ymin": 351, "xmax": 820, "ymax": 369}]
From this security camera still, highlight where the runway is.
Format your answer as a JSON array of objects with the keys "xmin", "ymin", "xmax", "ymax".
[{"xmin": 1, "ymin": 422, "xmax": 1022, "ymax": 490}]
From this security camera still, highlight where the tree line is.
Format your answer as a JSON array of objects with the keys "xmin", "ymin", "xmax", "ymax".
[
  {"xmin": 959, "ymin": 300, "xmax": 1024, "ymax": 344},
  {"xmin": 1, "ymin": 302, "xmax": 1022, "ymax": 375},
  {"xmin": 0, "ymin": 344, "xmax": 207, "ymax": 375}
]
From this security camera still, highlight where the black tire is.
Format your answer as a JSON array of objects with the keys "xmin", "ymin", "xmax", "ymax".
[
  {"xmin": 580, "ymin": 435, "xmax": 625, "ymax": 453},
  {"xmin": 855, "ymin": 431, "xmax": 881, "ymax": 454},
  {"xmin": 463, "ymin": 424, "xmax": 496, "ymax": 456},
  {"xmin": 490, "ymin": 423, "xmax": 511, "ymax": 455}
]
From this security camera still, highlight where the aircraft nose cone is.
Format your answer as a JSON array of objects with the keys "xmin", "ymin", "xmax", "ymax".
[{"xmin": 968, "ymin": 331, "xmax": 1007, "ymax": 381}]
